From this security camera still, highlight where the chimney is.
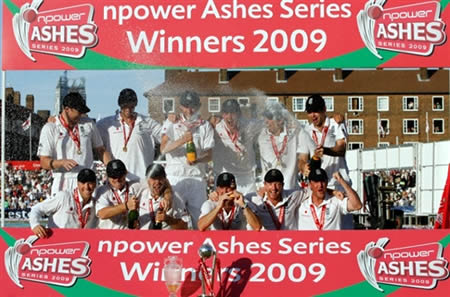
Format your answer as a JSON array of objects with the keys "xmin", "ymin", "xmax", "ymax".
[
  {"xmin": 418, "ymin": 68, "xmax": 430, "ymax": 81},
  {"xmin": 5, "ymin": 88, "xmax": 14, "ymax": 103},
  {"xmin": 219, "ymin": 69, "xmax": 228, "ymax": 83},
  {"xmin": 26, "ymin": 94, "xmax": 35, "ymax": 111},
  {"xmin": 37, "ymin": 110, "xmax": 50, "ymax": 121},
  {"xmin": 277, "ymin": 69, "xmax": 286, "ymax": 82},
  {"xmin": 13, "ymin": 91, "xmax": 21, "ymax": 105}
]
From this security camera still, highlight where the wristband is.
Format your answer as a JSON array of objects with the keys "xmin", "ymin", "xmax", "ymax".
[
  {"xmin": 124, "ymin": 202, "xmax": 129, "ymax": 212},
  {"xmin": 49, "ymin": 160, "xmax": 54, "ymax": 170}
]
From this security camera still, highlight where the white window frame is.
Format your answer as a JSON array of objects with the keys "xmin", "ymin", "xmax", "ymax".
[
  {"xmin": 208, "ymin": 97, "xmax": 221, "ymax": 113},
  {"xmin": 348, "ymin": 96, "xmax": 364, "ymax": 112},
  {"xmin": 377, "ymin": 96, "xmax": 389, "ymax": 111},
  {"xmin": 348, "ymin": 142, "xmax": 364, "ymax": 150},
  {"xmin": 237, "ymin": 97, "xmax": 249, "ymax": 107},
  {"xmin": 348, "ymin": 119, "xmax": 364, "ymax": 135},
  {"xmin": 162, "ymin": 97, "xmax": 175, "ymax": 113},
  {"xmin": 378, "ymin": 142, "xmax": 390, "ymax": 148},
  {"xmin": 378, "ymin": 119, "xmax": 390, "ymax": 135},
  {"xmin": 432, "ymin": 119, "xmax": 445, "ymax": 134},
  {"xmin": 403, "ymin": 96, "xmax": 419, "ymax": 111},
  {"xmin": 267, "ymin": 97, "xmax": 279, "ymax": 103},
  {"xmin": 403, "ymin": 119, "xmax": 419, "ymax": 134},
  {"xmin": 432, "ymin": 96, "xmax": 444, "ymax": 111},
  {"xmin": 297, "ymin": 119, "xmax": 309, "ymax": 127},
  {"xmin": 324, "ymin": 96, "xmax": 334, "ymax": 111},
  {"xmin": 292, "ymin": 97, "xmax": 307, "ymax": 112}
]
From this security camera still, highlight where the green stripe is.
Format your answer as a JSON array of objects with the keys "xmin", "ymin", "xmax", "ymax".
[
  {"xmin": 4, "ymin": 0, "xmax": 19, "ymax": 14},
  {"xmin": 0, "ymin": 229, "xmax": 136, "ymax": 297}
]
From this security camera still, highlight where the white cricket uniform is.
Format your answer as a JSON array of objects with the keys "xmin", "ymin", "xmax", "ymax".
[
  {"xmin": 299, "ymin": 117, "xmax": 351, "ymax": 190},
  {"xmin": 245, "ymin": 189, "xmax": 308, "ymax": 230},
  {"xmin": 95, "ymin": 181, "xmax": 141, "ymax": 229},
  {"xmin": 161, "ymin": 117, "xmax": 215, "ymax": 229},
  {"xmin": 137, "ymin": 188, "xmax": 190, "ymax": 230},
  {"xmin": 297, "ymin": 194, "xmax": 351, "ymax": 230},
  {"xmin": 213, "ymin": 119, "xmax": 260, "ymax": 195},
  {"xmin": 37, "ymin": 116, "xmax": 104, "ymax": 195},
  {"xmin": 199, "ymin": 200, "xmax": 246, "ymax": 230},
  {"xmin": 29, "ymin": 189, "xmax": 97, "ymax": 230},
  {"xmin": 97, "ymin": 111, "xmax": 162, "ymax": 182},
  {"xmin": 258, "ymin": 126, "xmax": 302, "ymax": 190}
]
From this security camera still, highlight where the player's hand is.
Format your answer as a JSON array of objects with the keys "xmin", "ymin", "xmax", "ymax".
[
  {"xmin": 314, "ymin": 147, "xmax": 324, "ymax": 158},
  {"xmin": 257, "ymin": 187, "xmax": 266, "ymax": 198},
  {"xmin": 60, "ymin": 159, "xmax": 78, "ymax": 171},
  {"xmin": 233, "ymin": 191, "xmax": 245, "ymax": 207},
  {"xmin": 183, "ymin": 131, "xmax": 193, "ymax": 144},
  {"xmin": 303, "ymin": 163, "xmax": 311, "ymax": 177},
  {"xmin": 209, "ymin": 191, "xmax": 219, "ymax": 202},
  {"xmin": 333, "ymin": 172, "xmax": 343, "ymax": 182},
  {"xmin": 32, "ymin": 225, "xmax": 49, "ymax": 238},
  {"xmin": 127, "ymin": 196, "xmax": 139, "ymax": 211}
]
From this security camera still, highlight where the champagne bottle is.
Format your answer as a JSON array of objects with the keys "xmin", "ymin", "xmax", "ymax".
[
  {"xmin": 309, "ymin": 155, "xmax": 322, "ymax": 172},
  {"xmin": 186, "ymin": 140, "xmax": 197, "ymax": 163},
  {"xmin": 128, "ymin": 209, "xmax": 139, "ymax": 229},
  {"xmin": 151, "ymin": 208, "xmax": 163, "ymax": 230}
]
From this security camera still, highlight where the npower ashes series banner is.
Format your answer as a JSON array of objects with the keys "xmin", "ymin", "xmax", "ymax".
[
  {"xmin": 2, "ymin": 0, "xmax": 449, "ymax": 70},
  {"xmin": 1, "ymin": 228, "xmax": 449, "ymax": 296}
]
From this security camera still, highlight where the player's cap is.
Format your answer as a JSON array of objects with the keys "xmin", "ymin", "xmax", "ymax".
[
  {"xmin": 264, "ymin": 169, "xmax": 284, "ymax": 183},
  {"xmin": 222, "ymin": 99, "xmax": 241, "ymax": 113},
  {"xmin": 305, "ymin": 94, "xmax": 326, "ymax": 113},
  {"xmin": 216, "ymin": 172, "xmax": 236, "ymax": 188},
  {"xmin": 106, "ymin": 159, "xmax": 127, "ymax": 178},
  {"xmin": 145, "ymin": 163, "xmax": 166, "ymax": 179},
  {"xmin": 180, "ymin": 91, "xmax": 200, "ymax": 108},
  {"xmin": 308, "ymin": 168, "xmax": 328, "ymax": 182},
  {"xmin": 118, "ymin": 88, "xmax": 138, "ymax": 107},
  {"xmin": 62, "ymin": 92, "xmax": 90, "ymax": 114},
  {"xmin": 77, "ymin": 168, "xmax": 96, "ymax": 183}
]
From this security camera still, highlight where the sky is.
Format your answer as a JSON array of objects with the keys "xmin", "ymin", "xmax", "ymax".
[{"xmin": 0, "ymin": 4, "xmax": 165, "ymax": 119}]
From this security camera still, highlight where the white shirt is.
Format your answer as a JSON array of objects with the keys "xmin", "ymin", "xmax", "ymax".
[
  {"xmin": 95, "ymin": 181, "xmax": 141, "ymax": 229},
  {"xmin": 213, "ymin": 119, "xmax": 260, "ymax": 193},
  {"xmin": 29, "ymin": 189, "xmax": 97, "ymax": 230},
  {"xmin": 37, "ymin": 116, "xmax": 104, "ymax": 179},
  {"xmin": 161, "ymin": 116, "xmax": 215, "ymax": 178},
  {"xmin": 297, "ymin": 195, "xmax": 349, "ymax": 230},
  {"xmin": 199, "ymin": 200, "xmax": 246, "ymax": 230},
  {"xmin": 300, "ymin": 117, "xmax": 351, "ymax": 189},
  {"xmin": 137, "ymin": 187, "xmax": 188, "ymax": 230},
  {"xmin": 258, "ymin": 126, "xmax": 302, "ymax": 190},
  {"xmin": 97, "ymin": 111, "xmax": 162, "ymax": 181},
  {"xmin": 245, "ymin": 189, "xmax": 308, "ymax": 230}
]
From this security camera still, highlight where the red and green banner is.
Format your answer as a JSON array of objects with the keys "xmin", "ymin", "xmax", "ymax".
[
  {"xmin": 1, "ymin": 228, "xmax": 449, "ymax": 296},
  {"xmin": 2, "ymin": 0, "xmax": 450, "ymax": 70}
]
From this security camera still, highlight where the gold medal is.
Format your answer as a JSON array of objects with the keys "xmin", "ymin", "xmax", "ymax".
[
  {"xmin": 123, "ymin": 146, "xmax": 127, "ymax": 152},
  {"xmin": 77, "ymin": 150, "xmax": 82, "ymax": 155},
  {"xmin": 276, "ymin": 159, "xmax": 281, "ymax": 167}
]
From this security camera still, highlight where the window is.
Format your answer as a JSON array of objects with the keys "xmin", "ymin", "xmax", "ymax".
[
  {"xmin": 208, "ymin": 97, "xmax": 220, "ymax": 112},
  {"xmin": 267, "ymin": 97, "xmax": 279, "ymax": 103},
  {"xmin": 297, "ymin": 119, "xmax": 309, "ymax": 127},
  {"xmin": 324, "ymin": 96, "xmax": 334, "ymax": 111},
  {"xmin": 432, "ymin": 96, "xmax": 444, "ymax": 111},
  {"xmin": 432, "ymin": 119, "xmax": 444, "ymax": 134},
  {"xmin": 292, "ymin": 97, "xmax": 307, "ymax": 112},
  {"xmin": 162, "ymin": 97, "xmax": 174, "ymax": 113},
  {"xmin": 237, "ymin": 97, "xmax": 249, "ymax": 106},
  {"xmin": 377, "ymin": 96, "xmax": 389, "ymax": 111},
  {"xmin": 348, "ymin": 96, "xmax": 363, "ymax": 112},
  {"xmin": 348, "ymin": 142, "xmax": 364, "ymax": 150},
  {"xmin": 348, "ymin": 119, "xmax": 364, "ymax": 135},
  {"xmin": 378, "ymin": 142, "xmax": 390, "ymax": 148},
  {"xmin": 403, "ymin": 96, "xmax": 418, "ymax": 111},
  {"xmin": 403, "ymin": 119, "xmax": 419, "ymax": 134},
  {"xmin": 378, "ymin": 119, "xmax": 390, "ymax": 136}
]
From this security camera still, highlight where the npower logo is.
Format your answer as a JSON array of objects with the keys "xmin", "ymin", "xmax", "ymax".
[
  {"xmin": 4, "ymin": 235, "xmax": 91, "ymax": 288},
  {"xmin": 12, "ymin": 0, "xmax": 98, "ymax": 62},
  {"xmin": 357, "ymin": 0, "xmax": 447, "ymax": 58},
  {"xmin": 358, "ymin": 237, "xmax": 449, "ymax": 291}
]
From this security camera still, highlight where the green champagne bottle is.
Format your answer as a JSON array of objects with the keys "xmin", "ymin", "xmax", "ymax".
[
  {"xmin": 128, "ymin": 210, "xmax": 139, "ymax": 229},
  {"xmin": 186, "ymin": 140, "xmax": 197, "ymax": 163}
]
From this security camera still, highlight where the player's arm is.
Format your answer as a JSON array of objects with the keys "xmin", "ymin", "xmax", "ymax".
[{"xmin": 322, "ymin": 138, "xmax": 346, "ymax": 157}]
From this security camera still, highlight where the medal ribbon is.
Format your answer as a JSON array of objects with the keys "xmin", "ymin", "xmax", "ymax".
[
  {"xmin": 111, "ymin": 183, "xmax": 129, "ymax": 205},
  {"xmin": 121, "ymin": 117, "xmax": 135, "ymax": 150},
  {"xmin": 148, "ymin": 196, "xmax": 162, "ymax": 223},
  {"xmin": 180, "ymin": 114, "xmax": 203, "ymax": 130},
  {"xmin": 312, "ymin": 125, "xmax": 329, "ymax": 148},
  {"xmin": 310, "ymin": 204, "xmax": 327, "ymax": 230},
  {"xmin": 59, "ymin": 115, "xmax": 81, "ymax": 153},
  {"xmin": 218, "ymin": 206, "xmax": 236, "ymax": 230},
  {"xmin": 265, "ymin": 202, "xmax": 285, "ymax": 230},
  {"xmin": 73, "ymin": 188, "xmax": 90, "ymax": 228},
  {"xmin": 224, "ymin": 125, "xmax": 243, "ymax": 154},
  {"xmin": 270, "ymin": 134, "xmax": 288, "ymax": 163}
]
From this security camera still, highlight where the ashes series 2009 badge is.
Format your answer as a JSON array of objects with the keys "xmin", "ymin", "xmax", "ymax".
[
  {"xmin": 4, "ymin": 235, "xmax": 92, "ymax": 288},
  {"xmin": 357, "ymin": 0, "xmax": 447, "ymax": 58},
  {"xmin": 358, "ymin": 237, "xmax": 449, "ymax": 291},
  {"xmin": 12, "ymin": 0, "xmax": 98, "ymax": 62}
]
